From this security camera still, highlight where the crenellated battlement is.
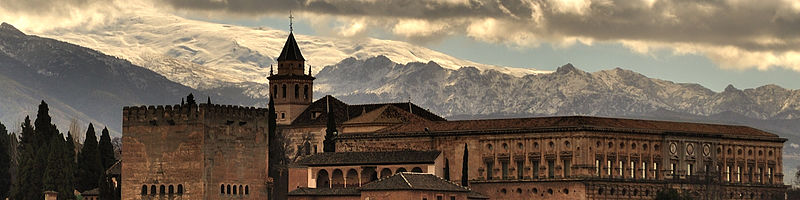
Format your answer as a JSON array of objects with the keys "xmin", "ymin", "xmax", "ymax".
[{"xmin": 123, "ymin": 103, "xmax": 269, "ymax": 126}]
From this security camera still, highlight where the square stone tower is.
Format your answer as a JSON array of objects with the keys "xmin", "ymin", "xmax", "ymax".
[
  {"xmin": 268, "ymin": 32, "xmax": 314, "ymax": 125},
  {"xmin": 121, "ymin": 103, "xmax": 270, "ymax": 200}
]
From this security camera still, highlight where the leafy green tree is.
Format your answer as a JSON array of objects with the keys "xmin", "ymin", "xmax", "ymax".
[
  {"xmin": 77, "ymin": 124, "xmax": 102, "ymax": 192},
  {"xmin": 98, "ymin": 127, "xmax": 116, "ymax": 170},
  {"xmin": 12, "ymin": 116, "xmax": 42, "ymax": 200},
  {"xmin": 0, "ymin": 122, "xmax": 10, "ymax": 199}
]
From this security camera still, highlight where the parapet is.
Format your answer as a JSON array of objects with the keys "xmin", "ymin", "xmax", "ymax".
[{"xmin": 123, "ymin": 103, "xmax": 269, "ymax": 126}]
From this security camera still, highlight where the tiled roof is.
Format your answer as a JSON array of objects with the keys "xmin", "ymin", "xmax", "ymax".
[
  {"xmin": 291, "ymin": 95, "xmax": 445, "ymax": 126},
  {"xmin": 343, "ymin": 105, "xmax": 429, "ymax": 125},
  {"xmin": 277, "ymin": 33, "xmax": 305, "ymax": 61},
  {"xmin": 361, "ymin": 172, "xmax": 470, "ymax": 192},
  {"xmin": 346, "ymin": 116, "xmax": 780, "ymax": 139},
  {"xmin": 467, "ymin": 191, "xmax": 490, "ymax": 199},
  {"xmin": 287, "ymin": 187, "xmax": 360, "ymax": 196},
  {"xmin": 296, "ymin": 151, "xmax": 440, "ymax": 166}
]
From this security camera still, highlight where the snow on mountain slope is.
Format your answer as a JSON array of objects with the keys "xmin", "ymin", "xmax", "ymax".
[{"xmin": 31, "ymin": 7, "xmax": 547, "ymax": 93}]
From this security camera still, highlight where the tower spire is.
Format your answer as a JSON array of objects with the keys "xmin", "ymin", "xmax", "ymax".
[{"xmin": 289, "ymin": 10, "xmax": 294, "ymax": 33}]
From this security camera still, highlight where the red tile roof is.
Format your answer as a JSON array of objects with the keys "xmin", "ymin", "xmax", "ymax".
[{"xmin": 348, "ymin": 116, "xmax": 780, "ymax": 139}]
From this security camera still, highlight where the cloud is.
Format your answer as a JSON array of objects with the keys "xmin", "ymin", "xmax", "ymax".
[{"xmin": 3, "ymin": 0, "xmax": 800, "ymax": 72}]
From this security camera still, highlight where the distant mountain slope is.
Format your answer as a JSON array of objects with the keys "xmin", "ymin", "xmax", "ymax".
[
  {"xmin": 316, "ymin": 56, "xmax": 800, "ymax": 121},
  {"xmin": 32, "ymin": 9, "xmax": 545, "ymax": 99},
  {"xmin": 0, "ymin": 23, "xmax": 228, "ymax": 136}
]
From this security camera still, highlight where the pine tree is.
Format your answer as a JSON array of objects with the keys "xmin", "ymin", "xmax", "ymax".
[
  {"xmin": 0, "ymin": 122, "xmax": 10, "ymax": 199},
  {"xmin": 77, "ymin": 124, "xmax": 102, "ymax": 192},
  {"xmin": 99, "ymin": 127, "xmax": 116, "ymax": 170},
  {"xmin": 461, "ymin": 143, "xmax": 469, "ymax": 187},
  {"xmin": 323, "ymin": 110, "xmax": 337, "ymax": 152},
  {"xmin": 12, "ymin": 116, "xmax": 42, "ymax": 200},
  {"xmin": 186, "ymin": 93, "xmax": 196, "ymax": 105}
]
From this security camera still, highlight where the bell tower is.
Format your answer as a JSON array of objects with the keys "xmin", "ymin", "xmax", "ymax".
[{"xmin": 268, "ymin": 15, "xmax": 314, "ymax": 124}]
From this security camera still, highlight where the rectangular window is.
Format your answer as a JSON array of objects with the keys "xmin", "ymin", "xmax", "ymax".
[
  {"xmin": 563, "ymin": 159, "xmax": 571, "ymax": 178},
  {"xmin": 748, "ymin": 166, "xmax": 753, "ymax": 182},
  {"xmin": 758, "ymin": 167, "xmax": 763, "ymax": 183},
  {"xmin": 654, "ymin": 162, "xmax": 659, "ymax": 178},
  {"xmin": 737, "ymin": 166, "xmax": 741, "ymax": 182},
  {"xmin": 501, "ymin": 161, "xmax": 509, "ymax": 179},
  {"xmin": 768, "ymin": 167, "xmax": 773, "ymax": 184},
  {"xmin": 670, "ymin": 163, "xmax": 676, "ymax": 175},
  {"xmin": 450, "ymin": 196, "xmax": 456, "ymax": 200},
  {"xmin": 642, "ymin": 162, "xmax": 647, "ymax": 179},
  {"xmin": 486, "ymin": 161, "xmax": 494, "ymax": 180},
  {"xmin": 596, "ymin": 159, "xmax": 601, "ymax": 177},
  {"xmin": 619, "ymin": 161, "xmax": 624, "ymax": 177},
  {"xmin": 547, "ymin": 160, "xmax": 555, "ymax": 178},
  {"xmin": 687, "ymin": 163, "xmax": 693, "ymax": 176},
  {"xmin": 726, "ymin": 166, "xmax": 731, "ymax": 182},
  {"xmin": 630, "ymin": 161, "xmax": 635, "ymax": 178},
  {"xmin": 517, "ymin": 160, "xmax": 525, "ymax": 179},
  {"xmin": 437, "ymin": 195, "xmax": 443, "ymax": 200},
  {"xmin": 608, "ymin": 160, "xmax": 613, "ymax": 176},
  {"xmin": 532, "ymin": 160, "xmax": 539, "ymax": 179}
]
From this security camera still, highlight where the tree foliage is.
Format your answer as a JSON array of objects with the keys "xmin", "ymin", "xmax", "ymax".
[
  {"xmin": 461, "ymin": 143, "xmax": 469, "ymax": 187},
  {"xmin": 323, "ymin": 110, "xmax": 337, "ymax": 153},
  {"xmin": 99, "ymin": 127, "xmax": 116, "ymax": 170},
  {"xmin": 0, "ymin": 122, "xmax": 11, "ymax": 199},
  {"xmin": 77, "ymin": 124, "xmax": 102, "ymax": 192},
  {"xmin": 12, "ymin": 116, "xmax": 40, "ymax": 200}
]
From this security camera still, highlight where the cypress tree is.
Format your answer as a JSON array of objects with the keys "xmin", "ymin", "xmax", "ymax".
[
  {"xmin": 62, "ymin": 132, "xmax": 77, "ymax": 200},
  {"xmin": 443, "ymin": 159, "xmax": 450, "ymax": 181},
  {"xmin": 77, "ymin": 124, "xmax": 102, "ymax": 192},
  {"xmin": 99, "ymin": 127, "xmax": 116, "ymax": 170},
  {"xmin": 12, "ymin": 116, "xmax": 42, "ymax": 200},
  {"xmin": 186, "ymin": 93, "xmax": 196, "ymax": 105},
  {"xmin": 42, "ymin": 136, "xmax": 63, "ymax": 192},
  {"xmin": 461, "ymin": 143, "xmax": 469, "ymax": 187},
  {"xmin": 0, "ymin": 122, "xmax": 10, "ymax": 199},
  {"xmin": 323, "ymin": 110, "xmax": 337, "ymax": 152}
]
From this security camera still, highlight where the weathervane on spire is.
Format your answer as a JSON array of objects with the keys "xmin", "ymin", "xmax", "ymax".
[{"xmin": 289, "ymin": 10, "xmax": 294, "ymax": 33}]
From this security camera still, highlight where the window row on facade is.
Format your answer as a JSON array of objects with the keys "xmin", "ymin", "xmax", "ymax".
[
  {"xmin": 315, "ymin": 167, "xmax": 425, "ymax": 188},
  {"xmin": 219, "ymin": 184, "xmax": 250, "ymax": 195},
  {"xmin": 140, "ymin": 184, "xmax": 183, "ymax": 195},
  {"xmin": 272, "ymin": 84, "xmax": 310, "ymax": 100}
]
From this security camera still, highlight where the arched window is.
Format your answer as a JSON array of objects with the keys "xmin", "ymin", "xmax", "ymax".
[
  {"xmin": 396, "ymin": 168, "xmax": 407, "ymax": 173},
  {"xmin": 141, "ymin": 185, "xmax": 147, "ymax": 195},
  {"xmin": 245, "ymin": 185, "xmax": 249, "ymax": 195},
  {"xmin": 151, "ymin": 185, "xmax": 156, "ymax": 195},
  {"xmin": 332, "ymin": 169, "xmax": 345, "ymax": 188},
  {"xmin": 178, "ymin": 184, "xmax": 184, "ymax": 194},
  {"xmin": 160, "ymin": 185, "xmax": 165, "ymax": 195},
  {"xmin": 294, "ymin": 84, "xmax": 300, "ymax": 99},
  {"xmin": 411, "ymin": 167, "xmax": 423, "ymax": 173},
  {"xmin": 282, "ymin": 84, "xmax": 287, "ymax": 98},
  {"xmin": 380, "ymin": 168, "xmax": 392, "ymax": 178},
  {"xmin": 304, "ymin": 85, "xmax": 309, "ymax": 99},
  {"xmin": 227, "ymin": 184, "xmax": 231, "ymax": 194},
  {"xmin": 239, "ymin": 185, "xmax": 243, "ymax": 195},
  {"xmin": 273, "ymin": 85, "xmax": 277, "ymax": 98},
  {"xmin": 220, "ymin": 184, "xmax": 224, "ymax": 194},
  {"xmin": 233, "ymin": 185, "xmax": 237, "ymax": 194},
  {"xmin": 346, "ymin": 169, "xmax": 359, "ymax": 187},
  {"xmin": 317, "ymin": 169, "xmax": 330, "ymax": 188},
  {"xmin": 169, "ymin": 185, "xmax": 174, "ymax": 194},
  {"xmin": 303, "ymin": 141, "xmax": 312, "ymax": 155}
]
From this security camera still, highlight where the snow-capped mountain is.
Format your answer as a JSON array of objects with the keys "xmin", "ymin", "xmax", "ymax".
[
  {"xmin": 0, "ymin": 23, "xmax": 225, "ymax": 136},
  {"xmin": 317, "ymin": 56, "xmax": 800, "ymax": 121},
  {"xmin": 33, "ymin": 8, "xmax": 545, "ymax": 99}
]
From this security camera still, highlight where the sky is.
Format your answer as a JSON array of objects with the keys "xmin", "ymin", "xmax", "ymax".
[{"xmin": 1, "ymin": 0, "xmax": 799, "ymax": 91}]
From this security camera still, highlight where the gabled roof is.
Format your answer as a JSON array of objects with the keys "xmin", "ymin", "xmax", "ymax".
[
  {"xmin": 287, "ymin": 187, "xmax": 360, "ymax": 196},
  {"xmin": 353, "ymin": 116, "xmax": 781, "ymax": 140},
  {"xmin": 291, "ymin": 95, "xmax": 445, "ymax": 126},
  {"xmin": 296, "ymin": 150, "xmax": 440, "ymax": 166},
  {"xmin": 343, "ymin": 105, "xmax": 429, "ymax": 125},
  {"xmin": 360, "ymin": 172, "xmax": 470, "ymax": 192},
  {"xmin": 277, "ymin": 33, "xmax": 305, "ymax": 61}
]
